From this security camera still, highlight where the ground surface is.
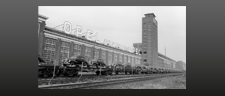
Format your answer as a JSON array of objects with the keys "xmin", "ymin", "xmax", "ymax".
[{"xmin": 92, "ymin": 74, "xmax": 186, "ymax": 89}]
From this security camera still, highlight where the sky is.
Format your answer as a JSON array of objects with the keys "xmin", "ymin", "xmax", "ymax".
[{"xmin": 38, "ymin": 6, "xmax": 186, "ymax": 63}]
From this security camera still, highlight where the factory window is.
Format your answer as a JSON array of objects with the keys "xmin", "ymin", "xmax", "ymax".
[
  {"xmin": 132, "ymin": 57, "xmax": 135, "ymax": 65},
  {"xmin": 60, "ymin": 41, "xmax": 70, "ymax": 62},
  {"xmin": 124, "ymin": 55, "xmax": 127, "ymax": 64},
  {"xmin": 108, "ymin": 52, "xmax": 113, "ymax": 65},
  {"xmin": 85, "ymin": 46, "xmax": 92, "ymax": 62},
  {"xmin": 127, "ymin": 56, "xmax": 130, "ymax": 63},
  {"xmin": 114, "ymin": 53, "xmax": 118, "ymax": 64},
  {"xmin": 136, "ymin": 58, "xmax": 139, "ymax": 65},
  {"xmin": 73, "ymin": 44, "xmax": 81, "ymax": 58},
  {"xmin": 94, "ymin": 48, "xmax": 99, "ymax": 60},
  {"xmin": 43, "ymin": 38, "xmax": 56, "ymax": 64},
  {"xmin": 143, "ymin": 59, "xmax": 147, "ymax": 62},
  {"xmin": 119, "ymin": 53, "xmax": 122, "ymax": 62},
  {"xmin": 129, "ymin": 57, "xmax": 132, "ymax": 63},
  {"xmin": 101, "ymin": 50, "xmax": 106, "ymax": 63}
]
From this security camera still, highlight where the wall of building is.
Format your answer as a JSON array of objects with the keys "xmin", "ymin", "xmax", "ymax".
[
  {"xmin": 38, "ymin": 14, "xmax": 184, "ymax": 71},
  {"xmin": 39, "ymin": 26, "xmax": 141, "ymax": 66}
]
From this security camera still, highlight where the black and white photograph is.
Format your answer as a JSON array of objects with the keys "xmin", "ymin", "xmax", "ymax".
[{"xmin": 38, "ymin": 6, "xmax": 186, "ymax": 89}]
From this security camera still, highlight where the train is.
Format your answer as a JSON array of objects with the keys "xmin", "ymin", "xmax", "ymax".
[{"xmin": 38, "ymin": 55, "xmax": 183, "ymax": 78}]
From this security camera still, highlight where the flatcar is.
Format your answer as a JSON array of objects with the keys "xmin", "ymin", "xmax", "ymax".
[
  {"xmin": 124, "ymin": 64, "xmax": 133, "ymax": 74},
  {"xmin": 38, "ymin": 55, "xmax": 89, "ymax": 78},
  {"xmin": 90, "ymin": 59, "xmax": 113, "ymax": 75},
  {"xmin": 114, "ymin": 63, "xmax": 125, "ymax": 75},
  {"xmin": 38, "ymin": 54, "xmax": 184, "ymax": 78}
]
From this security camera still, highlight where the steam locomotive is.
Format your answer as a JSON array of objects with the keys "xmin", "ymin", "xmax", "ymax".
[{"xmin": 38, "ymin": 55, "xmax": 182, "ymax": 78}]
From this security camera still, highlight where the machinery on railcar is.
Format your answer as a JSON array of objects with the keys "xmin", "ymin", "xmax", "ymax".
[
  {"xmin": 38, "ymin": 55, "xmax": 90, "ymax": 78},
  {"xmin": 60, "ymin": 56, "xmax": 90, "ymax": 77},
  {"xmin": 114, "ymin": 63, "xmax": 125, "ymax": 75},
  {"xmin": 38, "ymin": 54, "xmax": 61, "ymax": 78},
  {"xmin": 38, "ymin": 54, "xmax": 184, "ymax": 78},
  {"xmin": 124, "ymin": 64, "xmax": 133, "ymax": 74},
  {"xmin": 133, "ymin": 66, "xmax": 142, "ymax": 74},
  {"xmin": 140, "ymin": 66, "xmax": 149, "ymax": 74},
  {"xmin": 89, "ymin": 59, "xmax": 113, "ymax": 75}
]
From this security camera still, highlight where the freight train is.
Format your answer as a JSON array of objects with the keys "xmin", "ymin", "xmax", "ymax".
[{"xmin": 38, "ymin": 55, "xmax": 182, "ymax": 78}]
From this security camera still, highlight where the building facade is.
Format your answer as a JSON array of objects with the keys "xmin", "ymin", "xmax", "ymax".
[
  {"xmin": 38, "ymin": 15, "xmax": 141, "ymax": 66},
  {"xmin": 38, "ymin": 13, "xmax": 185, "ymax": 71}
]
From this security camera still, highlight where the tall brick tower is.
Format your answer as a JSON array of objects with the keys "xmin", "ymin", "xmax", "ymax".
[{"xmin": 142, "ymin": 13, "xmax": 158, "ymax": 67}]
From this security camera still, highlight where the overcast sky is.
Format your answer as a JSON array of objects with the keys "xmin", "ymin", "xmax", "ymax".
[{"xmin": 38, "ymin": 6, "xmax": 186, "ymax": 63}]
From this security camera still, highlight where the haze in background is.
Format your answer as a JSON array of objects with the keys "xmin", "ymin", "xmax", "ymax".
[{"xmin": 38, "ymin": 6, "xmax": 186, "ymax": 63}]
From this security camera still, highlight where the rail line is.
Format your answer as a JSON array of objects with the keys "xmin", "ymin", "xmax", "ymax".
[
  {"xmin": 39, "ymin": 73, "xmax": 183, "ymax": 89},
  {"xmin": 38, "ymin": 73, "xmax": 160, "ymax": 85}
]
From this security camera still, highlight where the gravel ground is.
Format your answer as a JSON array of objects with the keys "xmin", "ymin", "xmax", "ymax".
[{"xmin": 92, "ymin": 74, "xmax": 186, "ymax": 89}]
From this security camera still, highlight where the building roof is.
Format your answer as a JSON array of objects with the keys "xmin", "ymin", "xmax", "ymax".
[
  {"xmin": 39, "ymin": 14, "xmax": 48, "ymax": 20},
  {"xmin": 38, "ymin": 14, "xmax": 48, "ymax": 22},
  {"xmin": 144, "ymin": 13, "xmax": 156, "ymax": 18},
  {"xmin": 158, "ymin": 53, "xmax": 177, "ymax": 62}
]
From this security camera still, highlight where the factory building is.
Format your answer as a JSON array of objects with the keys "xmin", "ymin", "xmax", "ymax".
[
  {"xmin": 38, "ymin": 13, "xmax": 185, "ymax": 71},
  {"xmin": 38, "ymin": 14, "xmax": 141, "ymax": 66}
]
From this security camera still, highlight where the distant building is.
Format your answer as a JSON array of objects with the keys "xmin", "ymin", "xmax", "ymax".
[
  {"xmin": 176, "ymin": 61, "xmax": 186, "ymax": 70},
  {"xmin": 38, "ymin": 15, "xmax": 141, "ymax": 66}
]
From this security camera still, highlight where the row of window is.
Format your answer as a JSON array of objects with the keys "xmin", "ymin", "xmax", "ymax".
[
  {"xmin": 42, "ymin": 37, "xmax": 141, "ymax": 65},
  {"xmin": 43, "ymin": 38, "xmax": 56, "ymax": 63}
]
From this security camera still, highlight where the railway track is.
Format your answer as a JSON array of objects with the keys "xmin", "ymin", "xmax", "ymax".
[
  {"xmin": 39, "ymin": 73, "xmax": 183, "ymax": 89},
  {"xmin": 38, "ymin": 73, "xmax": 160, "ymax": 85}
]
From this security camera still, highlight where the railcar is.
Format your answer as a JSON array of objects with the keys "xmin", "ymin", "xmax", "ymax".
[
  {"xmin": 124, "ymin": 64, "xmax": 133, "ymax": 74},
  {"xmin": 38, "ymin": 55, "xmax": 61, "ymax": 78},
  {"xmin": 140, "ymin": 66, "xmax": 148, "ymax": 74},
  {"xmin": 114, "ymin": 63, "xmax": 125, "ymax": 75},
  {"xmin": 133, "ymin": 66, "xmax": 142, "ymax": 74},
  {"xmin": 38, "ymin": 55, "xmax": 90, "ymax": 78},
  {"xmin": 39, "ymin": 53, "xmax": 184, "ymax": 78},
  {"xmin": 90, "ymin": 59, "xmax": 113, "ymax": 75}
]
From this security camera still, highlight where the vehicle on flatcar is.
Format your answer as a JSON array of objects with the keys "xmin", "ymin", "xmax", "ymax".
[
  {"xmin": 114, "ymin": 63, "xmax": 125, "ymax": 75},
  {"xmin": 60, "ymin": 56, "xmax": 90, "ymax": 77},
  {"xmin": 140, "ymin": 66, "xmax": 149, "ymax": 74},
  {"xmin": 124, "ymin": 64, "xmax": 133, "ymax": 74},
  {"xmin": 90, "ymin": 59, "xmax": 113, "ymax": 75},
  {"xmin": 38, "ymin": 54, "xmax": 61, "ymax": 78},
  {"xmin": 133, "ymin": 66, "xmax": 142, "ymax": 74},
  {"xmin": 38, "ymin": 55, "xmax": 90, "ymax": 78}
]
